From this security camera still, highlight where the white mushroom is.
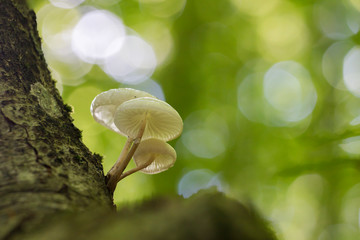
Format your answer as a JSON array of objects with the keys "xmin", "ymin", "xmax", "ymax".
[
  {"xmin": 90, "ymin": 88, "xmax": 155, "ymax": 134},
  {"xmin": 119, "ymin": 139, "xmax": 176, "ymax": 180},
  {"xmin": 106, "ymin": 96, "xmax": 183, "ymax": 193},
  {"xmin": 91, "ymin": 88, "xmax": 157, "ymax": 194},
  {"xmin": 114, "ymin": 97, "xmax": 183, "ymax": 141}
]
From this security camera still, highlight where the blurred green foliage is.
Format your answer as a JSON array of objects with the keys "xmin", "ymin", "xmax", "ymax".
[{"xmin": 29, "ymin": 0, "xmax": 360, "ymax": 239}]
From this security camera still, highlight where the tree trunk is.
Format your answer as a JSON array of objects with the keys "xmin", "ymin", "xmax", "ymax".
[
  {"xmin": 0, "ymin": 0, "xmax": 113, "ymax": 238},
  {"xmin": 0, "ymin": 1, "xmax": 276, "ymax": 240}
]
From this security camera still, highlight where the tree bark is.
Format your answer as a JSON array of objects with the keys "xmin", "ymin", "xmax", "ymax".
[
  {"xmin": 20, "ymin": 190, "xmax": 277, "ymax": 240},
  {"xmin": 0, "ymin": 1, "xmax": 277, "ymax": 240},
  {"xmin": 0, "ymin": 0, "xmax": 113, "ymax": 238}
]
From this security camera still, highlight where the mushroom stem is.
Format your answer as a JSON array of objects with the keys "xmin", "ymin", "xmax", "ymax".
[
  {"xmin": 107, "ymin": 119, "xmax": 147, "ymax": 193},
  {"xmin": 118, "ymin": 155, "xmax": 155, "ymax": 181},
  {"xmin": 106, "ymin": 137, "xmax": 133, "ymax": 180}
]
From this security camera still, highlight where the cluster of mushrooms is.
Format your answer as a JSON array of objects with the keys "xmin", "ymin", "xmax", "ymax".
[{"xmin": 90, "ymin": 88, "xmax": 183, "ymax": 194}]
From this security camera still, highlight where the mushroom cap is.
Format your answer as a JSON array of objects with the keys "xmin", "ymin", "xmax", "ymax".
[
  {"xmin": 114, "ymin": 97, "xmax": 183, "ymax": 141},
  {"xmin": 90, "ymin": 88, "xmax": 155, "ymax": 134},
  {"xmin": 133, "ymin": 138, "xmax": 176, "ymax": 174}
]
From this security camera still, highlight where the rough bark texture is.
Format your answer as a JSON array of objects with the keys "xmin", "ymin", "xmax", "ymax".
[
  {"xmin": 0, "ymin": 1, "xmax": 277, "ymax": 240},
  {"xmin": 0, "ymin": 0, "xmax": 113, "ymax": 238}
]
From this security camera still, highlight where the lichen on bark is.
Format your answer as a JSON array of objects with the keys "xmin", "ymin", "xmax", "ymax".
[{"xmin": 0, "ymin": 0, "xmax": 113, "ymax": 238}]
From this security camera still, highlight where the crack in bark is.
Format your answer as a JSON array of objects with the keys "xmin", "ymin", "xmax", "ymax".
[
  {"xmin": 0, "ymin": 108, "xmax": 15, "ymax": 134},
  {"xmin": 1, "ymin": 106, "xmax": 53, "ymax": 172},
  {"xmin": 23, "ymin": 126, "xmax": 53, "ymax": 173},
  {"xmin": 57, "ymin": 184, "xmax": 71, "ymax": 200}
]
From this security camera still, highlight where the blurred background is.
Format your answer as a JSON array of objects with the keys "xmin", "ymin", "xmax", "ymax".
[{"xmin": 28, "ymin": 0, "xmax": 360, "ymax": 239}]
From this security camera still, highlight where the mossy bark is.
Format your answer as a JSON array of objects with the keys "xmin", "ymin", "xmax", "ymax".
[
  {"xmin": 0, "ymin": 0, "xmax": 113, "ymax": 238},
  {"xmin": 0, "ymin": 1, "xmax": 277, "ymax": 240}
]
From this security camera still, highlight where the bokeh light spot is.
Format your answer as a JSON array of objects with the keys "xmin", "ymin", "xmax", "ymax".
[
  {"xmin": 322, "ymin": 41, "xmax": 354, "ymax": 90},
  {"xmin": 350, "ymin": 115, "xmax": 360, "ymax": 126},
  {"xmin": 343, "ymin": 46, "xmax": 360, "ymax": 97},
  {"xmin": 43, "ymin": 43, "xmax": 91, "ymax": 86},
  {"xmin": 181, "ymin": 110, "xmax": 229, "ymax": 159},
  {"xmin": 340, "ymin": 136, "xmax": 360, "ymax": 155},
  {"xmin": 124, "ymin": 79, "xmax": 165, "ymax": 101},
  {"xmin": 37, "ymin": 5, "xmax": 92, "ymax": 86},
  {"xmin": 257, "ymin": 10, "xmax": 308, "ymax": 60},
  {"xmin": 132, "ymin": 21, "xmax": 174, "ymax": 66},
  {"xmin": 264, "ymin": 61, "xmax": 317, "ymax": 123},
  {"xmin": 315, "ymin": 0, "xmax": 360, "ymax": 39},
  {"xmin": 264, "ymin": 70, "xmax": 302, "ymax": 113},
  {"xmin": 37, "ymin": 5, "xmax": 80, "ymax": 50},
  {"xmin": 272, "ymin": 174, "xmax": 323, "ymax": 240},
  {"xmin": 49, "ymin": 0, "xmax": 84, "ymax": 9},
  {"xmin": 238, "ymin": 61, "xmax": 317, "ymax": 128},
  {"xmin": 341, "ymin": 183, "xmax": 360, "ymax": 228},
  {"xmin": 101, "ymin": 35, "xmax": 157, "ymax": 84},
  {"xmin": 349, "ymin": 0, "xmax": 360, "ymax": 12},
  {"xmin": 177, "ymin": 169, "xmax": 224, "ymax": 198},
  {"xmin": 182, "ymin": 129, "xmax": 225, "ymax": 159},
  {"xmin": 237, "ymin": 73, "xmax": 266, "ymax": 124},
  {"xmin": 72, "ymin": 10, "xmax": 126, "ymax": 63}
]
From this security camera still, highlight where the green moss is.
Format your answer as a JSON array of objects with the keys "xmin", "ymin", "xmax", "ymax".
[
  {"xmin": 93, "ymin": 153, "xmax": 103, "ymax": 163},
  {"xmin": 63, "ymin": 104, "xmax": 73, "ymax": 113}
]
